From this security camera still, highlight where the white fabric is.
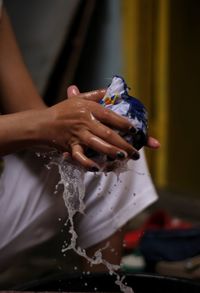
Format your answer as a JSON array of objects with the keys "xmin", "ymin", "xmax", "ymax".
[
  {"xmin": 0, "ymin": 153, "xmax": 66, "ymax": 262},
  {"xmin": 77, "ymin": 149, "xmax": 158, "ymax": 248},
  {"xmin": 0, "ymin": 150, "xmax": 158, "ymax": 285},
  {"xmin": 0, "ymin": 150, "xmax": 157, "ymax": 257}
]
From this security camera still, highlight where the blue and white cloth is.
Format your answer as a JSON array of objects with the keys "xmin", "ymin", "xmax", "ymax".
[{"xmin": 100, "ymin": 75, "xmax": 148, "ymax": 150}]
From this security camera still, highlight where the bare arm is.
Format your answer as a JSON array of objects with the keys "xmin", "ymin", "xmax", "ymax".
[{"xmin": 0, "ymin": 8, "xmax": 47, "ymax": 155}]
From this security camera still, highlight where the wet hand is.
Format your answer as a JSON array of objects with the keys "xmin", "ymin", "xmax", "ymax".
[{"xmin": 39, "ymin": 85, "xmax": 141, "ymax": 171}]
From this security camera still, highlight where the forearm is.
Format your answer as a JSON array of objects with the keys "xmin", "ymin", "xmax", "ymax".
[{"xmin": 0, "ymin": 7, "xmax": 46, "ymax": 113}]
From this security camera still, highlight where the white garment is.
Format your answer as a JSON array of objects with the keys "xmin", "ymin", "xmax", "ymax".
[
  {"xmin": 77, "ymin": 150, "xmax": 158, "ymax": 248},
  {"xmin": 0, "ymin": 147, "xmax": 157, "ymax": 288},
  {"xmin": 0, "ymin": 150, "xmax": 157, "ymax": 256},
  {"xmin": 0, "ymin": 150, "xmax": 158, "ymax": 285},
  {"xmin": 0, "ymin": 150, "xmax": 158, "ymax": 288}
]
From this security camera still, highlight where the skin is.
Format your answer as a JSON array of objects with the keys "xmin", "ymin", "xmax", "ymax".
[{"xmin": 0, "ymin": 7, "xmax": 160, "ymax": 271}]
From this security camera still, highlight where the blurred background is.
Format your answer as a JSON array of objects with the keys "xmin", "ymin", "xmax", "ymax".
[{"xmin": 4, "ymin": 0, "xmax": 200, "ymax": 281}]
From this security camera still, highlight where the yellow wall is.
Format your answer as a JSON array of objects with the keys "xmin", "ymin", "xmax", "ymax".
[
  {"xmin": 121, "ymin": 0, "xmax": 200, "ymax": 196},
  {"xmin": 121, "ymin": 0, "xmax": 170, "ymax": 188}
]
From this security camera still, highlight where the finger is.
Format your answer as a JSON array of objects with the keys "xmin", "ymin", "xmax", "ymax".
[
  {"xmin": 67, "ymin": 85, "xmax": 80, "ymax": 98},
  {"xmin": 146, "ymin": 136, "xmax": 161, "ymax": 149},
  {"xmin": 67, "ymin": 86, "xmax": 106, "ymax": 102},
  {"xmin": 67, "ymin": 86, "xmax": 133, "ymax": 131},
  {"xmin": 90, "ymin": 102, "xmax": 133, "ymax": 131},
  {"xmin": 80, "ymin": 129, "xmax": 139, "ymax": 160},
  {"xmin": 92, "ymin": 122, "xmax": 134, "ymax": 154},
  {"xmin": 76, "ymin": 89, "xmax": 106, "ymax": 102},
  {"xmin": 87, "ymin": 136, "xmax": 128, "ymax": 160},
  {"xmin": 71, "ymin": 144, "xmax": 100, "ymax": 171}
]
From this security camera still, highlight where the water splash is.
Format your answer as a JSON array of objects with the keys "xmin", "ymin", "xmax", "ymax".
[
  {"xmin": 38, "ymin": 151, "xmax": 134, "ymax": 293},
  {"xmin": 56, "ymin": 155, "xmax": 134, "ymax": 293}
]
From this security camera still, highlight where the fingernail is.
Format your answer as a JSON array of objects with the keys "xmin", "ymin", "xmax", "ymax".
[
  {"xmin": 132, "ymin": 152, "xmax": 140, "ymax": 160},
  {"xmin": 152, "ymin": 138, "xmax": 161, "ymax": 147},
  {"xmin": 89, "ymin": 166, "xmax": 100, "ymax": 172},
  {"xmin": 116, "ymin": 151, "xmax": 127, "ymax": 159}
]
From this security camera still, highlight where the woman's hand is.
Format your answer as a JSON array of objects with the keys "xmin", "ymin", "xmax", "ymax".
[
  {"xmin": 36, "ymin": 86, "xmax": 140, "ymax": 170},
  {"xmin": 36, "ymin": 85, "xmax": 160, "ymax": 171},
  {"xmin": 68, "ymin": 85, "xmax": 161, "ymax": 151}
]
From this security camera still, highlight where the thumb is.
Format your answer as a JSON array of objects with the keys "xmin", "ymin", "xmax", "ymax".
[{"xmin": 67, "ymin": 85, "xmax": 80, "ymax": 98}]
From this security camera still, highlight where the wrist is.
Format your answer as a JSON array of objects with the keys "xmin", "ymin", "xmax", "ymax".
[{"xmin": 0, "ymin": 109, "xmax": 49, "ymax": 155}]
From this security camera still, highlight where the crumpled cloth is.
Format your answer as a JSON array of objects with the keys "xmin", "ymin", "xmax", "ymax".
[{"xmin": 86, "ymin": 75, "xmax": 148, "ymax": 170}]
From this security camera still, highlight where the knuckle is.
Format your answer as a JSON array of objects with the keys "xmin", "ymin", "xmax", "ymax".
[
  {"xmin": 78, "ymin": 108, "xmax": 88, "ymax": 118},
  {"xmin": 103, "ymin": 128, "xmax": 112, "ymax": 139},
  {"xmin": 86, "ymin": 135, "xmax": 94, "ymax": 147}
]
